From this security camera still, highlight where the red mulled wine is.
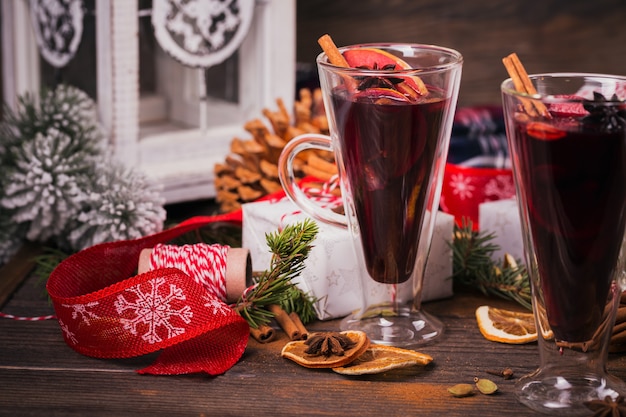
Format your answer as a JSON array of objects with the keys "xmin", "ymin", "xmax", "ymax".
[
  {"xmin": 511, "ymin": 111, "xmax": 626, "ymax": 342},
  {"xmin": 331, "ymin": 90, "xmax": 449, "ymax": 285}
]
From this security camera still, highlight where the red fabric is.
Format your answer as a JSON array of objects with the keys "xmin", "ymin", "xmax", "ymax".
[
  {"xmin": 46, "ymin": 211, "xmax": 250, "ymax": 376},
  {"xmin": 45, "ymin": 176, "xmax": 353, "ymax": 375},
  {"xmin": 440, "ymin": 163, "xmax": 515, "ymax": 230}
]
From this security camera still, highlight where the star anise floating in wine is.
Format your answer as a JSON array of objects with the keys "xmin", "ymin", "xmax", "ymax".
[
  {"xmin": 584, "ymin": 395, "xmax": 626, "ymax": 417},
  {"xmin": 583, "ymin": 92, "xmax": 626, "ymax": 133},
  {"xmin": 304, "ymin": 332, "xmax": 357, "ymax": 357},
  {"xmin": 354, "ymin": 63, "xmax": 404, "ymax": 91}
]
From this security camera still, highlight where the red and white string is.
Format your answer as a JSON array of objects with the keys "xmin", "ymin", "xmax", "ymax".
[
  {"xmin": 279, "ymin": 175, "xmax": 343, "ymax": 227},
  {"xmin": 149, "ymin": 243, "xmax": 229, "ymax": 302},
  {"xmin": 0, "ymin": 311, "xmax": 56, "ymax": 321}
]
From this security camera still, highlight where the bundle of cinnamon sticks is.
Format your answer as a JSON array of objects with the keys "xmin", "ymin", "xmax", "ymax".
[
  {"xmin": 214, "ymin": 88, "xmax": 336, "ymax": 213},
  {"xmin": 249, "ymin": 304, "xmax": 310, "ymax": 344}
]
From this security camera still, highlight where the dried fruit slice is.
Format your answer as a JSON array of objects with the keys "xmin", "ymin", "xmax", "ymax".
[
  {"xmin": 343, "ymin": 48, "xmax": 428, "ymax": 96},
  {"xmin": 548, "ymin": 94, "xmax": 588, "ymax": 118},
  {"xmin": 475, "ymin": 305, "xmax": 537, "ymax": 344},
  {"xmin": 332, "ymin": 345, "xmax": 433, "ymax": 375},
  {"xmin": 343, "ymin": 48, "xmax": 407, "ymax": 70},
  {"xmin": 355, "ymin": 87, "xmax": 411, "ymax": 104},
  {"xmin": 526, "ymin": 121, "xmax": 567, "ymax": 141},
  {"xmin": 281, "ymin": 330, "xmax": 370, "ymax": 368}
]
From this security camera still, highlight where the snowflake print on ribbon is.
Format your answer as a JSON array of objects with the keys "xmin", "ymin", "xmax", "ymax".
[
  {"xmin": 203, "ymin": 294, "xmax": 231, "ymax": 316},
  {"xmin": 483, "ymin": 175, "xmax": 515, "ymax": 200},
  {"xmin": 62, "ymin": 301, "xmax": 99, "ymax": 325},
  {"xmin": 58, "ymin": 319, "xmax": 78, "ymax": 345},
  {"xmin": 115, "ymin": 277, "xmax": 193, "ymax": 344},
  {"xmin": 449, "ymin": 173, "xmax": 476, "ymax": 201}
]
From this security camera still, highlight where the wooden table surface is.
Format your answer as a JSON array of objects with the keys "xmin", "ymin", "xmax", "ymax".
[{"xmin": 1, "ymin": 254, "xmax": 626, "ymax": 417}]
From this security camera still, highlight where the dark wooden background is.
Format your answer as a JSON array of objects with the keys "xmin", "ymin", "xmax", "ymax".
[{"xmin": 295, "ymin": 0, "xmax": 626, "ymax": 107}]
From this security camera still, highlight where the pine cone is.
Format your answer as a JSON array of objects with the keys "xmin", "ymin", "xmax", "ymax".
[{"xmin": 214, "ymin": 88, "xmax": 336, "ymax": 212}]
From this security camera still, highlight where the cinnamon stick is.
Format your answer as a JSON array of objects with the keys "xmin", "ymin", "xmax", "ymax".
[
  {"xmin": 288, "ymin": 312, "xmax": 310, "ymax": 340},
  {"xmin": 318, "ymin": 34, "xmax": 349, "ymax": 68},
  {"xmin": 317, "ymin": 34, "xmax": 358, "ymax": 91},
  {"xmin": 502, "ymin": 53, "xmax": 550, "ymax": 118},
  {"xmin": 250, "ymin": 324, "xmax": 276, "ymax": 343},
  {"xmin": 268, "ymin": 304, "xmax": 300, "ymax": 340}
]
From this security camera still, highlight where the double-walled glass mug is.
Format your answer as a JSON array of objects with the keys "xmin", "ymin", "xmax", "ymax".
[
  {"xmin": 278, "ymin": 43, "xmax": 463, "ymax": 346},
  {"xmin": 502, "ymin": 73, "xmax": 626, "ymax": 414}
]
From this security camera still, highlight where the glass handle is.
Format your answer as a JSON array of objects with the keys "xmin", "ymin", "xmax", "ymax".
[{"xmin": 278, "ymin": 134, "xmax": 347, "ymax": 228}]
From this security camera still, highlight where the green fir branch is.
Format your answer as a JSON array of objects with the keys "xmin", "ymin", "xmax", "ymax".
[
  {"xmin": 450, "ymin": 218, "xmax": 531, "ymax": 310},
  {"xmin": 32, "ymin": 247, "xmax": 69, "ymax": 287},
  {"xmin": 233, "ymin": 219, "xmax": 319, "ymax": 328}
]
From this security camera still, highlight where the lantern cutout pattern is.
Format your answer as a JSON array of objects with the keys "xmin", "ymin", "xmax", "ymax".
[
  {"xmin": 151, "ymin": 0, "xmax": 255, "ymax": 131},
  {"xmin": 29, "ymin": 0, "xmax": 84, "ymax": 68}
]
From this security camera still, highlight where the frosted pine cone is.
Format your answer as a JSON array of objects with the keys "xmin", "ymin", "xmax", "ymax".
[
  {"xmin": 1, "ymin": 128, "xmax": 94, "ymax": 242},
  {"xmin": 62, "ymin": 158, "xmax": 166, "ymax": 252}
]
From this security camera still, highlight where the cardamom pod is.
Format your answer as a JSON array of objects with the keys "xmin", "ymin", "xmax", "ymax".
[
  {"xmin": 474, "ymin": 377, "xmax": 498, "ymax": 395},
  {"xmin": 448, "ymin": 383, "xmax": 475, "ymax": 397}
]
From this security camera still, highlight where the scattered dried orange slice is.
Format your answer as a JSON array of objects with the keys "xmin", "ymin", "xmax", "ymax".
[
  {"xmin": 281, "ymin": 330, "xmax": 370, "ymax": 369},
  {"xmin": 332, "ymin": 345, "xmax": 433, "ymax": 375},
  {"xmin": 475, "ymin": 305, "xmax": 537, "ymax": 344}
]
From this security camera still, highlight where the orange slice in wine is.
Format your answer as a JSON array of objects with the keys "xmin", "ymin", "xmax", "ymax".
[{"xmin": 342, "ymin": 48, "xmax": 428, "ymax": 97}]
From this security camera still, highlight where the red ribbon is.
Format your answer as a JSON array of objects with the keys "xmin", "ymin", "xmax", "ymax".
[
  {"xmin": 45, "ymin": 177, "xmax": 339, "ymax": 375},
  {"xmin": 46, "ymin": 212, "xmax": 249, "ymax": 376}
]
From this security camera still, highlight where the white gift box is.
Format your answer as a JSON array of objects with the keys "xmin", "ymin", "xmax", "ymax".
[
  {"xmin": 478, "ymin": 198, "xmax": 525, "ymax": 263},
  {"xmin": 242, "ymin": 199, "xmax": 454, "ymax": 320}
]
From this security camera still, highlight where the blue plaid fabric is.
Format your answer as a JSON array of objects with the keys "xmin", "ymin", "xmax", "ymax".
[{"xmin": 448, "ymin": 106, "xmax": 509, "ymax": 169}]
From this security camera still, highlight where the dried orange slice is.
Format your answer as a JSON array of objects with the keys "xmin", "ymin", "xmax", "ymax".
[
  {"xmin": 281, "ymin": 330, "xmax": 370, "ymax": 369},
  {"xmin": 332, "ymin": 345, "xmax": 433, "ymax": 375},
  {"xmin": 342, "ymin": 47, "xmax": 429, "ymax": 97},
  {"xmin": 475, "ymin": 305, "xmax": 537, "ymax": 344}
]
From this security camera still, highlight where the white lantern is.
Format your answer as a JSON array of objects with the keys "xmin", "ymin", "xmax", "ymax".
[{"xmin": 1, "ymin": 0, "xmax": 296, "ymax": 204}]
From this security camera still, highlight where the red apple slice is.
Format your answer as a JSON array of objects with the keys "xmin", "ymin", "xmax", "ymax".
[
  {"xmin": 548, "ymin": 95, "xmax": 588, "ymax": 118},
  {"xmin": 343, "ymin": 48, "xmax": 428, "ymax": 97},
  {"xmin": 526, "ymin": 122, "xmax": 566, "ymax": 141}
]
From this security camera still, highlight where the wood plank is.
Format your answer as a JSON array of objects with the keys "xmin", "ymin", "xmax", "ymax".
[
  {"xmin": 296, "ymin": 0, "xmax": 626, "ymax": 107},
  {"xmin": 2, "ymin": 247, "xmax": 626, "ymax": 416},
  {"xmin": 2, "ymin": 290, "xmax": 626, "ymax": 416}
]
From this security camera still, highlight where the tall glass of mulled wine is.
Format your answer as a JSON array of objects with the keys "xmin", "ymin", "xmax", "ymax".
[
  {"xmin": 278, "ymin": 42, "xmax": 463, "ymax": 346},
  {"xmin": 502, "ymin": 73, "xmax": 626, "ymax": 415}
]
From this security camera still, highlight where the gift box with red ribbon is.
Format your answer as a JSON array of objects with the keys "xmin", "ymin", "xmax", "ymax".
[{"xmin": 242, "ymin": 198, "xmax": 455, "ymax": 320}]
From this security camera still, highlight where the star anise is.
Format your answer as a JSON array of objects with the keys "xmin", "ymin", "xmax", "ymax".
[
  {"xmin": 304, "ymin": 332, "xmax": 356, "ymax": 357},
  {"xmin": 584, "ymin": 395, "xmax": 626, "ymax": 417},
  {"xmin": 354, "ymin": 63, "xmax": 404, "ymax": 91},
  {"xmin": 582, "ymin": 92, "xmax": 626, "ymax": 133}
]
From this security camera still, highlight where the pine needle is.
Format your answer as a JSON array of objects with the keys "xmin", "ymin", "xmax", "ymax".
[
  {"xmin": 449, "ymin": 218, "xmax": 531, "ymax": 310},
  {"xmin": 233, "ymin": 219, "xmax": 319, "ymax": 328}
]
